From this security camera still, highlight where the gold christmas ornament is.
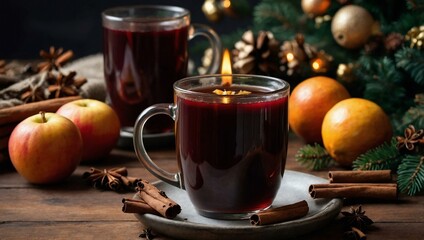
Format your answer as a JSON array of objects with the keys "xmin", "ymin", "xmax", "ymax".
[
  {"xmin": 405, "ymin": 25, "xmax": 424, "ymax": 49},
  {"xmin": 202, "ymin": 0, "xmax": 236, "ymax": 22},
  {"xmin": 331, "ymin": 5, "xmax": 376, "ymax": 49},
  {"xmin": 301, "ymin": 0, "xmax": 331, "ymax": 17},
  {"xmin": 337, "ymin": 63, "xmax": 356, "ymax": 83},
  {"xmin": 202, "ymin": 0, "xmax": 222, "ymax": 22}
]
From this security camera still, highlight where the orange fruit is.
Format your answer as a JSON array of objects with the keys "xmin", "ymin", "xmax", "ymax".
[
  {"xmin": 322, "ymin": 98, "xmax": 393, "ymax": 167},
  {"xmin": 289, "ymin": 76, "xmax": 350, "ymax": 143}
]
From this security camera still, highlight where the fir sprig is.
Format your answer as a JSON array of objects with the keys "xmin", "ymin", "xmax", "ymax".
[
  {"xmin": 358, "ymin": 56, "xmax": 411, "ymax": 116},
  {"xmin": 353, "ymin": 138, "xmax": 402, "ymax": 171},
  {"xmin": 295, "ymin": 143, "xmax": 334, "ymax": 170},
  {"xmin": 395, "ymin": 47, "xmax": 424, "ymax": 86},
  {"xmin": 396, "ymin": 94, "xmax": 424, "ymax": 134},
  {"xmin": 253, "ymin": 0, "xmax": 302, "ymax": 33},
  {"xmin": 398, "ymin": 155, "xmax": 424, "ymax": 196}
]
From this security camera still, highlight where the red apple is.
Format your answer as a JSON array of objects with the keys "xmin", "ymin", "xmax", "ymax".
[
  {"xmin": 9, "ymin": 112, "xmax": 83, "ymax": 184},
  {"xmin": 56, "ymin": 99, "xmax": 121, "ymax": 162}
]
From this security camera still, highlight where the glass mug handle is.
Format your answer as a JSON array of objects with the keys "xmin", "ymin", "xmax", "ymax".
[
  {"xmin": 133, "ymin": 104, "xmax": 183, "ymax": 188},
  {"xmin": 189, "ymin": 24, "xmax": 222, "ymax": 74}
]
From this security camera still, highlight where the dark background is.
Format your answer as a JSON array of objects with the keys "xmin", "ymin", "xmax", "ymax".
[{"xmin": 0, "ymin": 0, "xmax": 259, "ymax": 60}]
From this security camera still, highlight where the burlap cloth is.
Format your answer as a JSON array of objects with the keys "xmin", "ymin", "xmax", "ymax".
[{"xmin": 0, "ymin": 54, "xmax": 106, "ymax": 108}]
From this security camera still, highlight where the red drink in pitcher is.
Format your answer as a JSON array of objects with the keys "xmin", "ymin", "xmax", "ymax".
[
  {"xmin": 176, "ymin": 85, "xmax": 289, "ymax": 214},
  {"xmin": 103, "ymin": 26, "xmax": 189, "ymax": 132}
]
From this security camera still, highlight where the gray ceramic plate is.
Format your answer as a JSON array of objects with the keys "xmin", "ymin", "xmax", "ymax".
[
  {"xmin": 134, "ymin": 170, "xmax": 343, "ymax": 240},
  {"xmin": 117, "ymin": 127, "xmax": 174, "ymax": 150}
]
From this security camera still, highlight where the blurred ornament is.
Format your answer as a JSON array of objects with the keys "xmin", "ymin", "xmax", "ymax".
[
  {"xmin": 315, "ymin": 15, "xmax": 332, "ymax": 28},
  {"xmin": 202, "ymin": 0, "xmax": 222, "ymax": 22},
  {"xmin": 301, "ymin": 0, "xmax": 331, "ymax": 17},
  {"xmin": 232, "ymin": 30, "xmax": 280, "ymax": 74},
  {"xmin": 331, "ymin": 5, "xmax": 377, "ymax": 49},
  {"xmin": 405, "ymin": 25, "xmax": 424, "ymax": 49},
  {"xmin": 221, "ymin": 0, "xmax": 234, "ymax": 16},
  {"xmin": 198, "ymin": 48, "xmax": 213, "ymax": 75},
  {"xmin": 310, "ymin": 51, "xmax": 333, "ymax": 73},
  {"xmin": 202, "ymin": 0, "xmax": 241, "ymax": 22},
  {"xmin": 337, "ymin": 63, "xmax": 356, "ymax": 83}
]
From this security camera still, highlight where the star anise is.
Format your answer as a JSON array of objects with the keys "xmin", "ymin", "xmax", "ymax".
[
  {"xmin": 37, "ymin": 46, "xmax": 74, "ymax": 72},
  {"xmin": 340, "ymin": 205, "xmax": 374, "ymax": 231},
  {"xmin": 47, "ymin": 71, "xmax": 87, "ymax": 98},
  {"xmin": 396, "ymin": 125, "xmax": 424, "ymax": 152},
  {"xmin": 20, "ymin": 84, "xmax": 46, "ymax": 103},
  {"xmin": 82, "ymin": 167, "xmax": 141, "ymax": 192}
]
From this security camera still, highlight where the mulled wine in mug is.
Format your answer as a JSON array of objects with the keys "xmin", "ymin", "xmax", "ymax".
[
  {"xmin": 102, "ymin": 5, "xmax": 221, "ymax": 133},
  {"xmin": 134, "ymin": 74, "xmax": 289, "ymax": 219}
]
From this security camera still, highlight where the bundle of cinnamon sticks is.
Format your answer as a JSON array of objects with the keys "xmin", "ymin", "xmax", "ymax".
[
  {"xmin": 122, "ymin": 180, "xmax": 181, "ymax": 219},
  {"xmin": 309, "ymin": 170, "xmax": 398, "ymax": 200},
  {"xmin": 0, "ymin": 96, "xmax": 81, "ymax": 162}
]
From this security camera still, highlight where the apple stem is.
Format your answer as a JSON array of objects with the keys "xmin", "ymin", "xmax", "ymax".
[{"xmin": 39, "ymin": 111, "xmax": 47, "ymax": 123}]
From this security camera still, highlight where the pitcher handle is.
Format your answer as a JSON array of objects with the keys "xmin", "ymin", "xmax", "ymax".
[
  {"xmin": 189, "ymin": 24, "xmax": 222, "ymax": 74},
  {"xmin": 133, "ymin": 103, "xmax": 183, "ymax": 189}
]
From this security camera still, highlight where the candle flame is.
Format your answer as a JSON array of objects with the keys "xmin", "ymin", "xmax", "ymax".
[{"xmin": 221, "ymin": 49, "xmax": 232, "ymax": 86}]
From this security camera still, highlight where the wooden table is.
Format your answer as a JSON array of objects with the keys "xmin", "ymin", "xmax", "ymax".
[{"xmin": 0, "ymin": 134, "xmax": 423, "ymax": 239}]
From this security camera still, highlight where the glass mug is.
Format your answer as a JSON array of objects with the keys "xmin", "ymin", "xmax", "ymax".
[
  {"xmin": 102, "ymin": 5, "xmax": 221, "ymax": 133},
  {"xmin": 134, "ymin": 74, "xmax": 290, "ymax": 219}
]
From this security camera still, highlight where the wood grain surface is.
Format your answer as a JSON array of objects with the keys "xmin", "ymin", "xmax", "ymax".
[{"xmin": 0, "ymin": 134, "xmax": 423, "ymax": 239}]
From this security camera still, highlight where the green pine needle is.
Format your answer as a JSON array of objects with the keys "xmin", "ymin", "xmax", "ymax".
[
  {"xmin": 295, "ymin": 143, "xmax": 334, "ymax": 170},
  {"xmin": 352, "ymin": 138, "xmax": 402, "ymax": 171},
  {"xmin": 398, "ymin": 155, "xmax": 424, "ymax": 196},
  {"xmin": 395, "ymin": 48, "xmax": 424, "ymax": 86}
]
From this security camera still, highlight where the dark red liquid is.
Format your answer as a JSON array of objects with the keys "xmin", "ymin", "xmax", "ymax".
[
  {"xmin": 103, "ymin": 26, "xmax": 189, "ymax": 132},
  {"xmin": 176, "ymin": 86, "xmax": 288, "ymax": 214}
]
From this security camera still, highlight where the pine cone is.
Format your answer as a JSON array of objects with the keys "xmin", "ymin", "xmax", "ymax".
[
  {"xmin": 279, "ymin": 34, "xmax": 317, "ymax": 76},
  {"xmin": 384, "ymin": 33, "xmax": 404, "ymax": 52},
  {"xmin": 232, "ymin": 30, "xmax": 280, "ymax": 74}
]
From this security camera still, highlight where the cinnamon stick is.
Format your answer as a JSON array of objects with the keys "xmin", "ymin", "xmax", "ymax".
[
  {"xmin": 309, "ymin": 183, "xmax": 398, "ymax": 200},
  {"xmin": 351, "ymin": 227, "xmax": 367, "ymax": 240},
  {"xmin": 136, "ymin": 180, "xmax": 181, "ymax": 219},
  {"xmin": 121, "ymin": 198, "xmax": 159, "ymax": 215},
  {"xmin": 310, "ymin": 183, "xmax": 397, "ymax": 189},
  {"xmin": 0, "ymin": 96, "xmax": 81, "ymax": 125},
  {"xmin": 329, "ymin": 170, "xmax": 392, "ymax": 183},
  {"xmin": 250, "ymin": 200, "xmax": 309, "ymax": 226}
]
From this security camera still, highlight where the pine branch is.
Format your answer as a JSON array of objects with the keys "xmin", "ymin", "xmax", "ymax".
[
  {"xmin": 295, "ymin": 143, "xmax": 334, "ymax": 170},
  {"xmin": 352, "ymin": 138, "xmax": 402, "ymax": 171},
  {"xmin": 398, "ymin": 155, "xmax": 424, "ymax": 196},
  {"xmin": 357, "ymin": 56, "xmax": 412, "ymax": 115},
  {"xmin": 253, "ymin": 0, "xmax": 305, "ymax": 35},
  {"xmin": 395, "ymin": 47, "xmax": 424, "ymax": 86},
  {"xmin": 396, "ymin": 94, "xmax": 424, "ymax": 134}
]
